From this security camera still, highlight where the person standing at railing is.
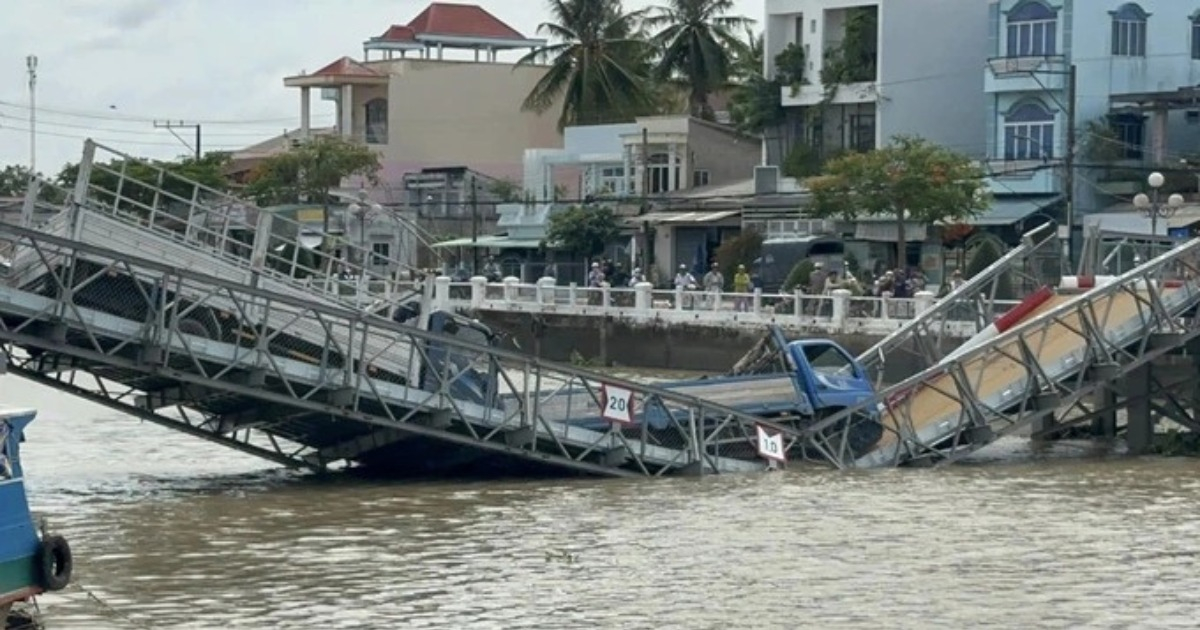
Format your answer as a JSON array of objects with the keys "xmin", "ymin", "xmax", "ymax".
[
  {"xmin": 733, "ymin": 264, "xmax": 751, "ymax": 312},
  {"xmin": 587, "ymin": 262, "xmax": 605, "ymax": 305},
  {"xmin": 703, "ymin": 262, "xmax": 724, "ymax": 310},
  {"xmin": 674, "ymin": 264, "xmax": 696, "ymax": 309}
]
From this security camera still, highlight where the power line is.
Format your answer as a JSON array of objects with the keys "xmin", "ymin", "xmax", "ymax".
[
  {"xmin": 0, "ymin": 98, "xmax": 327, "ymax": 126},
  {"xmin": 0, "ymin": 121, "xmax": 247, "ymax": 151},
  {"xmin": 0, "ymin": 109, "xmax": 307, "ymax": 139}
]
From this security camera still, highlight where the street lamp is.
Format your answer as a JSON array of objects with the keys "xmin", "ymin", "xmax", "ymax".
[
  {"xmin": 347, "ymin": 189, "xmax": 382, "ymax": 268},
  {"xmin": 1132, "ymin": 171, "xmax": 1184, "ymax": 243}
]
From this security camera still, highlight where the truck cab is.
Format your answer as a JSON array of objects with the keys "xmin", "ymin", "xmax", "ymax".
[{"xmin": 785, "ymin": 339, "xmax": 882, "ymax": 455}]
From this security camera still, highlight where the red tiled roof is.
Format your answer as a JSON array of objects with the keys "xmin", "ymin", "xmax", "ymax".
[
  {"xmin": 311, "ymin": 56, "xmax": 382, "ymax": 77},
  {"xmin": 405, "ymin": 3, "xmax": 527, "ymax": 40},
  {"xmin": 377, "ymin": 24, "xmax": 417, "ymax": 42}
]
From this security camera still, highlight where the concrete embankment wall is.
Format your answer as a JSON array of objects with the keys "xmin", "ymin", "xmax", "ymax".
[{"xmin": 473, "ymin": 310, "xmax": 968, "ymax": 383}]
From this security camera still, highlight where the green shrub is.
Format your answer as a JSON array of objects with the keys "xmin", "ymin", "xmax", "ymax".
[
  {"xmin": 783, "ymin": 259, "xmax": 816, "ymax": 292},
  {"xmin": 965, "ymin": 238, "xmax": 1014, "ymax": 299}
]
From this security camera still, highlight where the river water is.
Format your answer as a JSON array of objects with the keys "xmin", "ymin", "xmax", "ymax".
[{"xmin": 8, "ymin": 376, "xmax": 1200, "ymax": 629}]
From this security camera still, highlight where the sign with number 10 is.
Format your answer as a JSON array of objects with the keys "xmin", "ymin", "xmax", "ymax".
[
  {"xmin": 755, "ymin": 425, "xmax": 786, "ymax": 463},
  {"xmin": 601, "ymin": 384, "xmax": 634, "ymax": 424}
]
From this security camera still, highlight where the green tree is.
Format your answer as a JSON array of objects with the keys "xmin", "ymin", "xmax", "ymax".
[
  {"xmin": 243, "ymin": 135, "xmax": 380, "ymax": 231},
  {"xmin": 807, "ymin": 135, "xmax": 990, "ymax": 266},
  {"xmin": 55, "ymin": 152, "xmax": 233, "ymax": 214},
  {"xmin": 0, "ymin": 164, "xmax": 33, "ymax": 197},
  {"xmin": 516, "ymin": 0, "xmax": 659, "ymax": 129},
  {"xmin": 648, "ymin": 0, "xmax": 753, "ymax": 120},
  {"xmin": 546, "ymin": 205, "xmax": 621, "ymax": 259},
  {"xmin": 714, "ymin": 230, "xmax": 763, "ymax": 287}
]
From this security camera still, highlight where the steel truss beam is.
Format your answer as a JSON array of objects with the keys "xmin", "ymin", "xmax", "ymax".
[
  {"xmin": 803, "ymin": 236, "xmax": 1200, "ymax": 468},
  {"xmin": 858, "ymin": 223, "xmax": 1060, "ymax": 385},
  {"xmin": 0, "ymin": 222, "xmax": 795, "ymax": 477}
]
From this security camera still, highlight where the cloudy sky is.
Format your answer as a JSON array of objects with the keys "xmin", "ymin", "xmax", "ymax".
[{"xmin": 0, "ymin": 0, "xmax": 760, "ymax": 175}]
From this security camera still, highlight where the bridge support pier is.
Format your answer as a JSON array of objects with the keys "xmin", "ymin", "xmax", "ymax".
[
  {"xmin": 1125, "ymin": 364, "xmax": 1154, "ymax": 455},
  {"xmin": 1091, "ymin": 387, "xmax": 1117, "ymax": 438}
]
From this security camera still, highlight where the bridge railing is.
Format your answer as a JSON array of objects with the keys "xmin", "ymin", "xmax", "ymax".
[
  {"xmin": 0, "ymin": 221, "xmax": 802, "ymax": 475},
  {"xmin": 420, "ymin": 276, "xmax": 1021, "ymax": 336},
  {"xmin": 68, "ymin": 140, "xmax": 423, "ymax": 315}
]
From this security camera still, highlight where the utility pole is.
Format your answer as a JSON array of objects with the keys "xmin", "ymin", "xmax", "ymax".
[
  {"xmin": 469, "ymin": 173, "xmax": 479, "ymax": 274},
  {"xmin": 153, "ymin": 120, "xmax": 202, "ymax": 159},
  {"xmin": 26, "ymin": 55, "xmax": 37, "ymax": 174},
  {"xmin": 1064, "ymin": 64, "xmax": 1078, "ymax": 272}
]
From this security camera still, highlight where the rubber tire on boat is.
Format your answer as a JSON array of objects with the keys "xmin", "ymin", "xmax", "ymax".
[{"xmin": 37, "ymin": 535, "xmax": 72, "ymax": 592}]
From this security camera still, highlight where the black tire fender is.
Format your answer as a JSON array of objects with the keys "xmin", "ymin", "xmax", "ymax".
[{"xmin": 37, "ymin": 534, "xmax": 72, "ymax": 592}]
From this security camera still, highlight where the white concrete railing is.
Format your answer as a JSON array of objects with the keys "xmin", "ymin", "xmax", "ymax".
[{"xmin": 426, "ymin": 276, "xmax": 1021, "ymax": 338}]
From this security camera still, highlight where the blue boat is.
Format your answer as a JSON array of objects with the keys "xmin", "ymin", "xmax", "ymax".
[{"xmin": 0, "ymin": 407, "xmax": 72, "ymax": 618}]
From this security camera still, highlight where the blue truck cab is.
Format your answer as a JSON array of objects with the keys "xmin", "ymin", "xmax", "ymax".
[{"xmin": 784, "ymin": 339, "xmax": 875, "ymax": 416}]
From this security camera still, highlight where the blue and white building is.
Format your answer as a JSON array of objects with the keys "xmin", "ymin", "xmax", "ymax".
[{"xmin": 985, "ymin": 0, "xmax": 1200, "ymax": 242}]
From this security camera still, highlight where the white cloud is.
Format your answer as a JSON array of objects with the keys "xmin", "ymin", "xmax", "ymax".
[{"xmin": 0, "ymin": 0, "xmax": 760, "ymax": 175}]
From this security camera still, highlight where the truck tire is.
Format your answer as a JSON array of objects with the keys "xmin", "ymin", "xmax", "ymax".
[{"xmin": 176, "ymin": 317, "xmax": 212, "ymax": 339}]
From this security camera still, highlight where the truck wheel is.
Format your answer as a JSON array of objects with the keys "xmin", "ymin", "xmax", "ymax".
[{"xmin": 177, "ymin": 317, "xmax": 213, "ymax": 339}]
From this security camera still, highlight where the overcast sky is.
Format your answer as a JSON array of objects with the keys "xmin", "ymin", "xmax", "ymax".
[{"xmin": 0, "ymin": 0, "xmax": 761, "ymax": 175}]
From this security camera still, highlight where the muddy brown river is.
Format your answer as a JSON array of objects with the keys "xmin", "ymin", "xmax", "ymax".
[{"xmin": 9, "ymin": 378, "xmax": 1200, "ymax": 629}]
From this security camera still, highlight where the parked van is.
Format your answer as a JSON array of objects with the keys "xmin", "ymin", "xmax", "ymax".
[{"xmin": 753, "ymin": 235, "xmax": 845, "ymax": 293}]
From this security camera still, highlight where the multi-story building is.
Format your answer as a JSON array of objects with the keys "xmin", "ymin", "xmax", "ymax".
[
  {"xmin": 281, "ymin": 3, "xmax": 563, "ymax": 199},
  {"xmin": 985, "ymin": 0, "xmax": 1200, "ymax": 247},
  {"xmin": 763, "ymin": 0, "xmax": 990, "ymax": 165},
  {"xmin": 523, "ymin": 115, "xmax": 762, "ymax": 202}
]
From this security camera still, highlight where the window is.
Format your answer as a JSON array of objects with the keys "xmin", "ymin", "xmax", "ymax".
[
  {"xmin": 597, "ymin": 166, "xmax": 625, "ymax": 194},
  {"xmin": 1111, "ymin": 3, "xmax": 1148, "ymax": 57},
  {"xmin": 692, "ymin": 169, "xmax": 711, "ymax": 187},
  {"xmin": 1110, "ymin": 113, "xmax": 1145, "ymax": 159},
  {"xmin": 646, "ymin": 153, "xmax": 680, "ymax": 194},
  {"xmin": 794, "ymin": 15, "xmax": 804, "ymax": 45},
  {"xmin": 1003, "ymin": 102, "xmax": 1055, "ymax": 161},
  {"xmin": 371, "ymin": 242, "xmax": 390, "ymax": 266},
  {"xmin": 364, "ymin": 98, "xmax": 388, "ymax": 144},
  {"xmin": 1006, "ymin": 1, "xmax": 1057, "ymax": 57},
  {"xmin": 1192, "ymin": 13, "xmax": 1200, "ymax": 59},
  {"xmin": 849, "ymin": 114, "xmax": 876, "ymax": 152}
]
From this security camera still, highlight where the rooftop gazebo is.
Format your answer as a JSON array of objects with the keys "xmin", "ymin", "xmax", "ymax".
[{"xmin": 362, "ymin": 2, "xmax": 546, "ymax": 63}]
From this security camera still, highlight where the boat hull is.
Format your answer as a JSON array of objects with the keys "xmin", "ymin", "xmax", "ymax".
[{"xmin": 0, "ymin": 409, "xmax": 49, "ymax": 606}]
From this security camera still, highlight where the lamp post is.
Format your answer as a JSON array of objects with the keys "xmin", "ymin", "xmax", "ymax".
[
  {"xmin": 347, "ymin": 189, "xmax": 382, "ymax": 268},
  {"xmin": 1132, "ymin": 171, "xmax": 1184, "ymax": 254}
]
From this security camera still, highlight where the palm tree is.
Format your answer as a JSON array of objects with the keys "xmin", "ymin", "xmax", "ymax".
[
  {"xmin": 648, "ymin": 0, "xmax": 753, "ymax": 120},
  {"xmin": 516, "ymin": 0, "xmax": 658, "ymax": 129}
]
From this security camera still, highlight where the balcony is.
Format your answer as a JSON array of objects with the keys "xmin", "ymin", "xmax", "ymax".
[
  {"xmin": 985, "ymin": 56, "xmax": 1068, "ymax": 94},
  {"xmin": 782, "ymin": 81, "xmax": 879, "ymax": 107},
  {"xmin": 986, "ymin": 159, "xmax": 1061, "ymax": 195}
]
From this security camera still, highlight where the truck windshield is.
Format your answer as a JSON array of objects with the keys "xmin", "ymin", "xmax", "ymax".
[{"xmin": 801, "ymin": 344, "xmax": 857, "ymax": 377}]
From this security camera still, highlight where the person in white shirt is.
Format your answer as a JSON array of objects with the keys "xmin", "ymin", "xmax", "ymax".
[{"xmin": 673, "ymin": 264, "xmax": 696, "ymax": 309}]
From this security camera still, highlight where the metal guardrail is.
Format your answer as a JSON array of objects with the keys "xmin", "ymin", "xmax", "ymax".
[{"xmin": 57, "ymin": 140, "xmax": 422, "ymax": 315}]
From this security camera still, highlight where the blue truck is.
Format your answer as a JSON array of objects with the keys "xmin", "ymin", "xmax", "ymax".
[{"xmin": 568, "ymin": 326, "xmax": 883, "ymax": 459}]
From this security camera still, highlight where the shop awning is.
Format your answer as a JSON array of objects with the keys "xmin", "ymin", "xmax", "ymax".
[
  {"xmin": 431, "ymin": 235, "xmax": 547, "ymax": 250},
  {"xmin": 629, "ymin": 210, "xmax": 741, "ymax": 225},
  {"xmin": 970, "ymin": 194, "xmax": 1062, "ymax": 226},
  {"xmin": 853, "ymin": 222, "xmax": 928, "ymax": 242}
]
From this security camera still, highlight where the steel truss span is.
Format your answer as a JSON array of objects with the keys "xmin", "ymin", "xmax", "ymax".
[
  {"xmin": 805, "ymin": 237, "xmax": 1200, "ymax": 469},
  {"xmin": 0, "ymin": 222, "xmax": 798, "ymax": 477}
]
